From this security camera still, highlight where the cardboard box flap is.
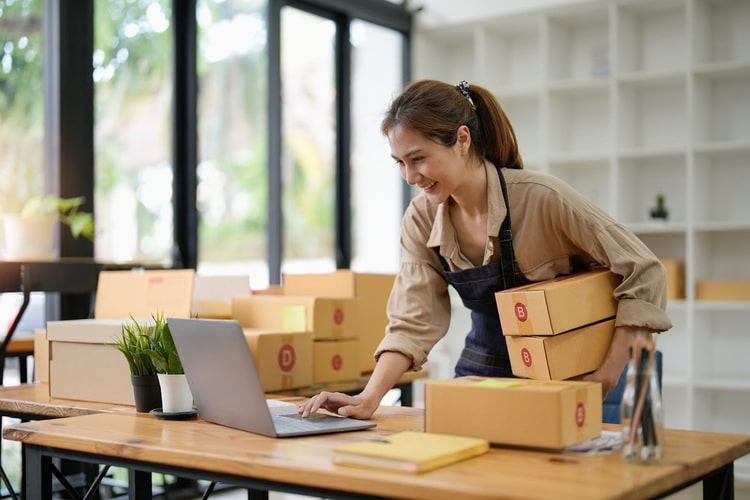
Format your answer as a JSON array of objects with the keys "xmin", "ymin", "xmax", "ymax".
[{"xmin": 47, "ymin": 318, "xmax": 152, "ymax": 344}]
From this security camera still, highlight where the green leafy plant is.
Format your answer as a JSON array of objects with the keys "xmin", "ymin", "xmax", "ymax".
[
  {"xmin": 21, "ymin": 194, "xmax": 94, "ymax": 240},
  {"xmin": 114, "ymin": 316, "xmax": 157, "ymax": 377},
  {"xmin": 144, "ymin": 312, "xmax": 184, "ymax": 375}
]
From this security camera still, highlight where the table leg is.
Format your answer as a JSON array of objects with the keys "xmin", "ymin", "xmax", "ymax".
[
  {"xmin": 395, "ymin": 382, "xmax": 413, "ymax": 407},
  {"xmin": 128, "ymin": 468, "xmax": 153, "ymax": 500},
  {"xmin": 703, "ymin": 462, "xmax": 734, "ymax": 499},
  {"xmin": 24, "ymin": 444, "xmax": 52, "ymax": 499}
]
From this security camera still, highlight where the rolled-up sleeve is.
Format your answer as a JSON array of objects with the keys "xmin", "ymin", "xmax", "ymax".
[{"xmin": 374, "ymin": 203, "xmax": 452, "ymax": 371}]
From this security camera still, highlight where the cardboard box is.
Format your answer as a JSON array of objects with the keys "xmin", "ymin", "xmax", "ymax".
[
  {"xmin": 232, "ymin": 295, "xmax": 357, "ymax": 340},
  {"xmin": 282, "ymin": 270, "xmax": 395, "ymax": 373},
  {"xmin": 313, "ymin": 338, "xmax": 361, "ymax": 384},
  {"xmin": 243, "ymin": 328, "xmax": 313, "ymax": 392},
  {"xmin": 660, "ymin": 259, "xmax": 685, "ymax": 300},
  {"xmin": 696, "ymin": 280, "xmax": 750, "ymax": 301},
  {"xmin": 506, "ymin": 319, "xmax": 615, "ymax": 380},
  {"xmin": 94, "ymin": 269, "xmax": 195, "ymax": 319},
  {"xmin": 47, "ymin": 318, "xmax": 144, "ymax": 405},
  {"xmin": 425, "ymin": 377, "xmax": 601, "ymax": 449},
  {"xmin": 192, "ymin": 274, "xmax": 251, "ymax": 319},
  {"xmin": 33, "ymin": 327, "xmax": 49, "ymax": 383},
  {"xmin": 495, "ymin": 269, "xmax": 620, "ymax": 336}
]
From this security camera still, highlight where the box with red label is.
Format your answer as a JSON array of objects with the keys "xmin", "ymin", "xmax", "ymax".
[
  {"xmin": 425, "ymin": 377, "xmax": 601, "ymax": 449},
  {"xmin": 231, "ymin": 295, "xmax": 356, "ymax": 340},
  {"xmin": 282, "ymin": 270, "xmax": 395, "ymax": 374},
  {"xmin": 495, "ymin": 269, "xmax": 619, "ymax": 336},
  {"xmin": 243, "ymin": 328, "xmax": 313, "ymax": 392},
  {"xmin": 506, "ymin": 319, "xmax": 615, "ymax": 380},
  {"xmin": 312, "ymin": 338, "xmax": 361, "ymax": 384}
]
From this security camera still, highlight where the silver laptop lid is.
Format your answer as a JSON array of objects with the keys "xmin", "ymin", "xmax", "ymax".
[
  {"xmin": 167, "ymin": 317, "xmax": 278, "ymax": 436},
  {"xmin": 167, "ymin": 317, "xmax": 376, "ymax": 438}
]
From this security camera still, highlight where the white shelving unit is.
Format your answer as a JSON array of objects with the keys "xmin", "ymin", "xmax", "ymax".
[{"xmin": 415, "ymin": 0, "xmax": 750, "ymax": 481}]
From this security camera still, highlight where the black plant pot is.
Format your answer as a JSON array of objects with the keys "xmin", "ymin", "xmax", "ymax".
[{"xmin": 131, "ymin": 374, "xmax": 163, "ymax": 413}]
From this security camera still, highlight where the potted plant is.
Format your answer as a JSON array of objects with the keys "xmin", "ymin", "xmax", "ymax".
[
  {"xmin": 1, "ymin": 194, "xmax": 94, "ymax": 260},
  {"xmin": 145, "ymin": 313, "xmax": 194, "ymax": 414},
  {"xmin": 649, "ymin": 193, "xmax": 669, "ymax": 221},
  {"xmin": 114, "ymin": 316, "xmax": 162, "ymax": 413}
]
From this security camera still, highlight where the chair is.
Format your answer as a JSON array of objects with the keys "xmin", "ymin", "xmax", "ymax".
[{"xmin": 602, "ymin": 350, "xmax": 663, "ymax": 424}]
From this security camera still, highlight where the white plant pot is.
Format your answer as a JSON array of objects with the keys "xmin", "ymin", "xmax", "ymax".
[
  {"xmin": 1, "ymin": 213, "xmax": 58, "ymax": 260},
  {"xmin": 157, "ymin": 373, "xmax": 194, "ymax": 413}
]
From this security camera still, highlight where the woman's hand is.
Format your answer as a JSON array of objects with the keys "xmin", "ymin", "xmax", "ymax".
[
  {"xmin": 574, "ymin": 325, "xmax": 647, "ymax": 399},
  {"xmin": 575, "ymin": 368, "xmax": 621, "ymax": 399},
  {"xmin": 298, "ymin": 392, "xmax": 379, "ymax": 420}
]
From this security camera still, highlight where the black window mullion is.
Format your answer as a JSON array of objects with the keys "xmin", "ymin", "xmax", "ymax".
[
  {"xmin": 43, "ymin": 0, "xmax": 94, "ymax": 322},
  {"xmin": 268, "ymin": 0, "xmax": 284, "ymax": 285},
  {"xmin": 335, "ymin": 12, "xmax": 351, "ymax": 269},
  {"xmin": 172, "ymin": 0, "xmax": 199, "ymax": 270},
  {"xmin": 44, "ymin": 0, "xmax": 94, "ymax": 260}
]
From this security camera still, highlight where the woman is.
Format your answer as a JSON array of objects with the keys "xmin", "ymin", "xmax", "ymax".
[{"xmin": 299, "ymin": 79, "xmax": 672, "ymax": 420}]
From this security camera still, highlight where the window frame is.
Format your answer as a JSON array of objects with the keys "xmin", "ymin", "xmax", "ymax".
[{"xmin": 45, "ymin": 0, "xmax": 411, "ymax": 285}]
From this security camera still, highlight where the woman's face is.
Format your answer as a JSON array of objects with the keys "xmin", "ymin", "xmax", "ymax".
[{"xmin": 387, "ymin": 124, "xmax": 470, "ymax": 205}]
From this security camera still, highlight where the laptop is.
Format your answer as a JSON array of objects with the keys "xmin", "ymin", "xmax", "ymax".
[{"xmin": 167, "ymin": 317, "xmax": 376, "ymax": 437}]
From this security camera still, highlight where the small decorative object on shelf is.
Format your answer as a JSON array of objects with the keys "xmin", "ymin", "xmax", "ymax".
[
  {"xmin": 621, "ymin": 331, "xmax": 664, "ymax": 464},
  {"xmin": 649, "ymin": 193, "xmax": 669, "ymax": 221}
]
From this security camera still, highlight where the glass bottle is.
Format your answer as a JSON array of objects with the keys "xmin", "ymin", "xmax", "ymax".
[{"xmin": 621, "ymin": 331, "xmax": 664, "ymax": 464}]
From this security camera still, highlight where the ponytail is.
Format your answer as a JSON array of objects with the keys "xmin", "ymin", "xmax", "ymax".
[{"xmin": 381, "ymin": 79, "xmax": 523, "ymax": 170}]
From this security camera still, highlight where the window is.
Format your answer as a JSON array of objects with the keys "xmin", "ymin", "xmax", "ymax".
[
  {"xmin": 93, "ymin": 0, "xmax": 174, "ymax": 264},
  {"xmin": 0, "ymin": 0, "xmax": 44, "ymax": 215}
]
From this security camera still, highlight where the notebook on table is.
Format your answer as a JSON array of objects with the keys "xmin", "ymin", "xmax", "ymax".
[{"xmin": 166, "ymin": 317, "xmax": 376, "ymax": 438}]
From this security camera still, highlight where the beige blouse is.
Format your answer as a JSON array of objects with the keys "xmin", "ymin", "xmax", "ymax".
[{"xmin": 375, "ymin": 163, "xmax": 672, "ymax": 371}]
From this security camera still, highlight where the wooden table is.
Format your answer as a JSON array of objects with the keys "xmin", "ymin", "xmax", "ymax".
[{"xmin": 5, "ymin": 406, "xmax": 750, "ymax": 500}]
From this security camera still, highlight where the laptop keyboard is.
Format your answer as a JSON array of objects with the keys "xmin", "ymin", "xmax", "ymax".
[{"xmin": 274, "ymin": 412, "xmax": 352, "ymax": 432}]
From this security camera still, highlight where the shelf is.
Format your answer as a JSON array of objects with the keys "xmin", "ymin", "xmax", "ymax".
[
  {"xmin": 627, "ymin": 222, "xmax": 686, "ymax": 234},
  {"xmin": 693, "ymin": 221, "xmax": 750, "ymax": 232},
  {"xmin": 546, "ymin": 3, "xmax": 610, "ymax": 82},
  {"xmin": 618, "ymin": 78, "xmax": 687, "ymax": 151},
  {"xmin": 693, "ymin": 378, "xmax": 750, "ymax": 392},
  {"xmin": 694, "ymin": 301, "xmax": 750, "ymax": 312},
  {"xmin": 479, "ymin": 15, "xmax": 541, "ymax": 90},
  {"xmin": 616, "ymin": 0, "xmax": 687, "ymax": 75},
  {"xmin": 692, "ymin": 0, "xmax": 750, "ymax": 67}
]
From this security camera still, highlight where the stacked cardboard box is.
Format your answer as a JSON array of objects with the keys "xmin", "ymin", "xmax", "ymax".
[
  {"xmin": 192, "ymin": 274, "xmax": 251, "ymax": 319},
  {"xmin": 232, "ymin": 293, "xmax": 359, "ymax": 383},
  {"xmin": 281, "ymin": 270, "xmax": 395, "ymax": 375},
  {"xmin": 495, "ymin": 269, "xmax": 620, "ymax": 381},
  {"xmin": 696, "ymin": 280, "xmax": 750, "ymax": 301},
  {"xmin": 243, "ymin": 328, "xmax": 313, "ymax": 391},
  {"xmin": 44, "ymin": 269, "xmax": 197, "ymax": 405},
  {"xmin": 660, "ymin": 259, "xmax": 685, "ymax": 300},
  {"xmin": 425, "ymin": 377, "xmax": 601, "ymax": 449}
]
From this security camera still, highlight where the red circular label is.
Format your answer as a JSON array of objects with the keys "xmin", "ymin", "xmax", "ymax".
[
  {"xmin": 521, "ymin": 347, "xmax": 532, "ymax": 367},
  {"xmin": 277, "ymin": 344, "xmax": 296, "ymax": 372},
  {"xmin": 575, "ymin": 402, "xmax": 586, "ymax": 427},
  {"xmin": 331, "ymin": 354, "xmax": 343, "ymax": 371},
  {"xmin": 514, "ymin": 302, "xmax": 528, "ymax": 322},
  {"xmin": 333, "ymin": 308, "xmax": 344, "ymax": 325}
]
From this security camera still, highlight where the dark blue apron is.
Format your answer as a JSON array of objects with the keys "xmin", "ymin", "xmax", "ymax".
[{"xmin": 437, "ymin": 169, "xmax": 529, "ymax": 377}]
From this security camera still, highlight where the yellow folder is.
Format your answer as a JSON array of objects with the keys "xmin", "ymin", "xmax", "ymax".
[{"xmin": 332, "ymin": 431, "xmax": 489, "ymax": 473}]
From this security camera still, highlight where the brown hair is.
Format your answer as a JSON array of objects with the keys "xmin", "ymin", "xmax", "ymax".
[{"xmin": 381, "ymin": 79, "xmax": 523, "ymax": 170}]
